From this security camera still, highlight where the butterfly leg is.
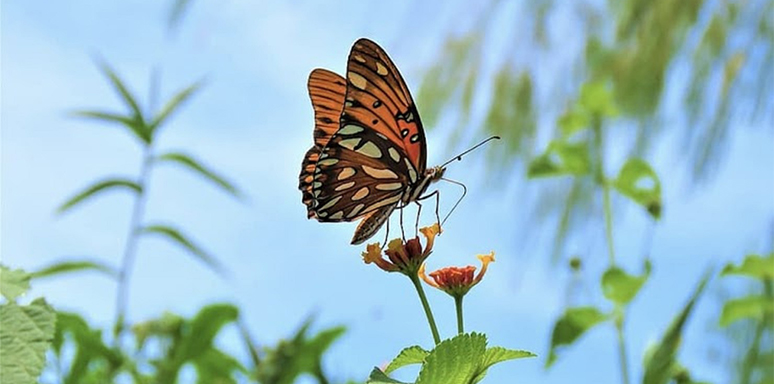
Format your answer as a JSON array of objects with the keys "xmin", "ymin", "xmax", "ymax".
[
  {"xmin": 399, "ymin": 205, "xmax": 406, "ymax": 242},
  {"xmin": 416, "ymin": 190, "xmax": 441, "ymax": 234},
  {"xmin": 382, "ymin": 219, "xmax": 390, "ymax": 247}
]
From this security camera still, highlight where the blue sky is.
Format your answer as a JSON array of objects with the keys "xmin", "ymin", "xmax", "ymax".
[{"xmin": 2, "ymin": 1, "xmax": 772, "ymax": 383}]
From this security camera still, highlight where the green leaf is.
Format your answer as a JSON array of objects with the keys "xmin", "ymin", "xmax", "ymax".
[
  {"xmin": 140, "ymin": 224, "xmax": 224, "ymax": 275},
  {"xmin": 416, "ymin": 332, "xmax": 487, "ymax": 384},
  {"xmin": 546, "ymin": 306, "xmax": 609, "ymax": 368},
  {"xmin": 96, "ymin": 60, "xmax": 145, "ymax": 124},
  {"xmin": 70, "ymin": 110, "xmax": 149, "ymax": 143},
  {"xmin": 0, "ymin": 298, "xmax": 56, "ymax": 384},
  {"xmin": 149, "ymin": 80, "xmax": 204, "ymax": 133},
  {"xmin": 527, "ymin": 140, "xmax": 591, "ymax": 178},
  {"xmin": 182, "ymin": 304, "xmax": 240, "ymax": 363},
  {"xmin": 54, "ymin": 311, "xmax": 123, "ymax": 383},
  {"xmin": 601, "ymin": 263, "xmax": 650, "ymax": 306},
  {"xmin": 385, "ymin": 345, "xmax": 430, "ymax": 374},
  {"xmin": 31, "ymin": 259, "xmax": 117, "ymax": 280},
  {"xmin": 193, "ymin": 348, "xmax": 245, "ymax": 384},
  {"xmin": 579, "ymin": 80, "xmax": 617, "ymax": 117},
  {"xmin": 168, "ymin": 0, "xmax": 195, "ymax": 30},
  {"xmin": 367, "ymin": 368, "xmax": 411, "ymax": 384},
  {"xmin": 474, "ymin": 347, "xmax": 536, "ymax": 383},
  {"xmin": 558, "ymin": 108, "xmax": 590, "ymax": 136},
  {"xmin": 613, "ymin": 158, "xmax": 662, "ymax": 219},
  {"xmin": 0, "ymin": 266, "xmax": 30, "ymax": 301},
  {"xmin": 57, "ymin": 178, "xmax": 141, "ymax": 214},
  {"xmin": 719, "ymin": 295, "xmax": 774, "ymax": 327},
  {"xmin": 642, "ymin": 270, "xmax": 711, "ymax": 384},
  {"xmin": 721, "ymin": 253, "xmax": 774, "ymax": 280},
  {"xmin": 155, "ymin": 152, "xmax": 242, "ymax": 199}
]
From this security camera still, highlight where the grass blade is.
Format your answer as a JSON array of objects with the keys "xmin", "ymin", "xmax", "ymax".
[
  {"xmin": 57, "ymin": 178, "xmax": 141, "ymax": 214},
  {"xmin": 31, "ymin": 259, "xmax": 118, "ymax": 280},
  {"xmin": 140, "ymin": 224, "xmax": 224, "ymax": 275},
  {"xmin": 149, "ymin": 80, "xmax": 204, "ymax": 134},
  {"xmin": 70, "ymin": 110, "xmax": 149, "ymax": 144},
  {"xmin": 96, "ymin": 60, "xmax": 145, "ymax": 123},
  {"xmin": 156, "ymin": 152, "xmax": 242, "ymax": 199}
]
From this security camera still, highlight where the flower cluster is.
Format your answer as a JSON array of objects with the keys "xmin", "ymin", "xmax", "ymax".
[
  {"xmin": 362, "ymin": 223, "xmax": 441, "ymax": 275},
  {"xmin": 420, "ymin": 252, "xmax": 495, "ymax": 298}
]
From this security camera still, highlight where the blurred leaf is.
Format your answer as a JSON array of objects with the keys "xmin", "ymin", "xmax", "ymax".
[
  {"xmin": 140, "ymin": 224, "xmax": 224, "ymax": 275},
  {"xmin": 149, "ymin": 80, "xmax": 204, "ymax": 134},
  {"xmin": 367, "ymin": 368, "xmax": 410, "ymax": 384},
  {"xmin": 193, "ymin": 348, "xmax": 245, "ymax": 384},
  {"xmin": 96, "ymin": 60, "xmax": 146, "ymax": 126},
  {"xmin": 168, "ymin": 0, "xmax": 195, "ymax": 30},
  {"xmin": 579, "ymin": 81, "xmax": 617, "ymax": 117},
  {"xmin": 719, "ymin": 295, "xmax": 774, "ymax": 327},
  {"xmin": 613, "ymin": 158, "xmax": 662, "ymax": 219},
  {"xmin": 0, "ymin": 266, "xmax": 30, "ymax": 301},
  {"xmin": 721, "ymin": 253, "xmax": 774, "ymax": 280},
  {"xmin": 70, "ymin": 110, "xmax": 149, "ymax": 144},
  {"xmin": 182, "ymin": 304, "xmax": 239, "ymax": 359},
  {"xmin": 558, "ymin": 108, "xmax": 590, "ymax": 136},
  {"xmin": 31, "ymin": 259, "xmax": 117, "ymax": 280},
  {"xmin": 156, "ymin": 152, "xmax": 242, "ymax": 199},
  {"xmin": 528, "ymin": 140, "xmax": 591, "ymax": 178},
  {"xmin": 722, "ymin": 52, "xmax": 746, "ymax": 97},
  {"xmin": 238, "ymin": 320, "xmax": 261, "ymax": 370},
  {"xmin": 131, "ymin": 311, "xmax": 184, "ymax": 350},
  {"xmin": 601, "ymin": 261, "xmax": 650, "ymax": 306},
  {"xmin": 385, "ymin": 346, "xmax": 430, "ymax": 374},
  {"xmin": 0, "ymin": 298, "xmax": 56, "ymax": 384},
  {"xmin": 546, "ymin": 306, "xmax": 609, "ymax": 368},
  {"xmin": 54, "ymin": 311, "xmax": 124, "ymax": 384},
  {"xmin": 57, "ymin": 178, "xmax": 141, "ymax": 214},
  {"xmin": 642, "ymin": 270, "xmax": 711, "ymax": 384}
]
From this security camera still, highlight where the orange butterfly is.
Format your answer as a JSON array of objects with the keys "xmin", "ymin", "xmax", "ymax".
[{"xmin": 299, "ymin": 38, "xmax": 495, "ymax": 245}]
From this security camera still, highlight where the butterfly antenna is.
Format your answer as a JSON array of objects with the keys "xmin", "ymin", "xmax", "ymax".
[
  {"xmin": 439, "ymin": 136, "xmax": 500, "ymax": 168},
  {"xmin": 439, "ymin": 177, "xmax": 467, "ymax": 227}
]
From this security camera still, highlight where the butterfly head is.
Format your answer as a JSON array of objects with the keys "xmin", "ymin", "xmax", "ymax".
[{"xmin": 426, "ymin": 165, "xmax": 446, "ymax": 183}]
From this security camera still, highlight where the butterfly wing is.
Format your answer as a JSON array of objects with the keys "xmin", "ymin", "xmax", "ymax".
[{"xmin": 299, "ymin": 69, "xmax": 347, "ymax": 219}]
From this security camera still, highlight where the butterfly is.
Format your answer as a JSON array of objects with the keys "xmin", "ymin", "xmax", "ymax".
[{"xmin": 298, "ymin": 38, "xmax": 446, "ymax": 245}]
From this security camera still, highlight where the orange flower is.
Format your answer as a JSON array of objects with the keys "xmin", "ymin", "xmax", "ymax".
[
  {"xmin": 362, "ymin": 224, "xmax": 441, "ymax": 275},
  {"xmin": 419, "ymin": 251, "xmax": 495, "ymax": 297}
]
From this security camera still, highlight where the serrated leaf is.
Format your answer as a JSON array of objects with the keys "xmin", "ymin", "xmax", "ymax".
[
  {"xmin": 527, "ymin": 140, "xmax": 590, "ymax": 178},
  {"xmin": 97, "ymin": 60, "xmax": 144, "ymax": 121},
  {"xmin": 473, "ymin": 347, "xmax": 536, "ymax": 383},
  {"xmin": 367, "ymin": 368, "xmax": 411, "ymax": 384},
  {"xmin": 149, "ymin": 81, "xmax": 204, "ymax": 134},
  {"xmin": 416, "ymin": 333, "xmax": 487, "ymax": 384},
  {"xmin": 0, "ymin": 298, "xmax": 56, "ymax": 384},
  {"xmin": 57, "ymin": 178, "xmax": 141, "ymax": 214},
  {"xmin": 155, "ymin": 152, "xmax": 242, "ymax": 199},
  {"xmin": 0, "ymin": 266, "xmax": 30, "ymax": 301},
  {"xmin": 140, "ymin": 224, "xmax": 224, "ymax": 275},
  {"xmin": 31, "ymin": 259, "xmax": 118, "ymax": 280},
  {"xmin": 642, "ymin": 270, "xmax": 711, "ymax": 384},
  {"xmin": 385, "ymin": 345, "xmax": 431, "ymax": 374},
  {"xmin": 546, "ymin": 306, "xmax": 609, "ymax": 368},
  {"xmin": 721, "ymin": 253, "xmax": 774, "ymax": 280},
  {"xmin": 613, "ymin": 158, "xmax": 662, "ymax": 219},
  {"xmin": 70, "ymin": 110, "xmax": 149, "ymax": 143},
  {"xmin": 719, "ymin": 295, "xmax": 774, "ymax": 327},
  {"xmin": 601, "ymin": 264, "xmax": 650, "ymax": 305}
]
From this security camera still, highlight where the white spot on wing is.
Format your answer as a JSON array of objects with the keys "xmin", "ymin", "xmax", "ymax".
[
  {"xmin": 362, "ymin": 165, "xmax": 399, "ymax": 179},
  {"xmin": 356, "ymin": 141, "xmax": 382, "ymax": 158},
  {"xmin": 388, "ymin": 147, "xmax": 401, "ymax": 163}
]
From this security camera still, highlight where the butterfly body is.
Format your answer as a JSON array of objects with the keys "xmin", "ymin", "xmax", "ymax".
[{"xmin": 299, "ymin": 38, "xmax": 442, "ymax": 245}]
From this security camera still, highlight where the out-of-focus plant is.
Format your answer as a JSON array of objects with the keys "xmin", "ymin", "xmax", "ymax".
[
  {"xmin": 413, "ymin": 0, "xmax": 773, "ymax": 258},
  {"xmin": 361, "ymin": 224, "xmax": 536, "ymax": 383}
]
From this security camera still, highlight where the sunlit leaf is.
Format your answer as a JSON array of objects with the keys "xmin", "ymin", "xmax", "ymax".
[
  {"xmin": 31, "ymin": 259, "xmax": 117, "ymax": 280},
  {"xmin": 642, "ymin": 270, "xmax": 711, "ymax": 384},
  {"xmin": 140, "ymin": 224, "xmax": 224, "ymax": 275},
  {"xmin": 155, "ymin": 152, "xmax": 242, "ymax": 199},
  {"xmin": 601, "ymin": 262, "xmax": 650, "ymax": 306},
  {"xmin": 546, "ymin": 306, "xmax": 609, "ymax": 368},
  {"xmin": 613, "ymin": 158, "xmax": 662, "ymax": 219},
  {"xmin": 70, "ymin": 110, "xmax": 149, "ymax": 143},
  {"xmin": 0, "ymin": 266, "xmax": 30, "ymax": 301},
  {"xmin": 0, "ymin": 298, "xmax": 56, "ymax": 384},
  {"xmin": 385, "ymin": 346, "xmax": 430, "ymax": 374},
  {"xmin": 149, "ymin": 80, "xmax": 204, "ymax": 134},
  {"xmin": 416, "ymin": 333, "xmax": 486, "ymax": 384},
  {"xmin": 719, "ymin": 295, "xmax": 774, "ymax": 327},
  {"xmin": 57, "ymin": 178, "xmax": 141, "ymax": 214},
  {"xmin": 721, "ymin": 253, "xmax": 774, "ymax": 280},
  {"xmin": 474, "ymin": 347, "xmax": 535, "ymax": 382}
]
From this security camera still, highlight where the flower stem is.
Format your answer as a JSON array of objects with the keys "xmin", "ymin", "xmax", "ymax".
[
  {"xmin": 615, "ymin": 315, "xmax": 631, "ymax": 384},
  {"xmin": 113, "ymin": 146, "xmax": 153, "ymax": 344},
  {"xmin": 410, "ymin": 274, "xmax": 441, "ymax": 345},
  {"xmin": 740, "ymin": 278, "xmax": 772, "ymax": 384},
  {"xmin": 455, "ymin": 296, "xmax": 464, "ymax": 334}
]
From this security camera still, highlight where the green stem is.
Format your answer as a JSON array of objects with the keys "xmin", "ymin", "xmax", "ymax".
[
  {"xmin": 113, "ymin": 146, "xmax": 153, "ymax": 344},
  {"xmin": 615, "ymin": 315, "xmax": 631, "ymax": 384},
  {"xmin": 410, "ymin": 274, "xmax": 441, "ymax": 345},
  {"xmin": 740, "ymin": 278, "xmax": 772, "ymax": 384},
  {"xmin": 455, "ymin": 296, "xmax": 464, "ymax": 334},
  {"xmin": 602, "ymin": 185, "xmax": 616, "ymax": 265}
]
